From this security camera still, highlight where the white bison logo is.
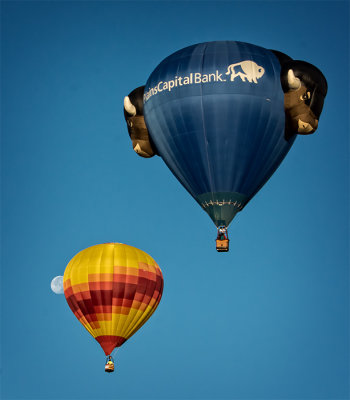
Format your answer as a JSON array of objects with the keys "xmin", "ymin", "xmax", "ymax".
[{"xmin": 226, "ymin": 60, "xmax": 265, "ymax": 83}]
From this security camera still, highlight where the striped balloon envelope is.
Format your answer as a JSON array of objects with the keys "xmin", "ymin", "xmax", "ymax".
[{"xmin": 63, "ymin": 243, "xmax": 163, "ymax": 361}]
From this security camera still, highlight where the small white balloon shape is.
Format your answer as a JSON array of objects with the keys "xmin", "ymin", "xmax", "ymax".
[{"xmin": 51, "ymin": 276, "xmax": 64, "ymax": 294}]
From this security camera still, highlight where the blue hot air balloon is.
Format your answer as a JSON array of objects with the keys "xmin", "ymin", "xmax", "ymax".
[{"xmin": 123, "ymin": 41, "xmax": 327, "ymax": 251}]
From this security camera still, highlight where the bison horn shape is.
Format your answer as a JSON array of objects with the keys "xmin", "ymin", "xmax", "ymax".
[
  {"xmin": 124, "ymin": 96, "xmax": 137, "ymax": 116},
  {"xmin": 287, "ymin": 69, "xmax": 301, "ymax": 90}
]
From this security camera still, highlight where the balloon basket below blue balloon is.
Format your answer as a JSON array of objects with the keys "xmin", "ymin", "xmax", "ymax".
[
  {"xmin": 216, "ymin": 239, "xmax": 229, "ymax": 252},
  {"xmin": 216, "ymin": 226, "xmax": 229, "ymax": 252}
]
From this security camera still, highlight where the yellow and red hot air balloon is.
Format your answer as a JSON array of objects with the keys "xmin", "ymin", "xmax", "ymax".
[{"xmin": 63, "ymin": 243, "xmax": 163, "ymax": 373}]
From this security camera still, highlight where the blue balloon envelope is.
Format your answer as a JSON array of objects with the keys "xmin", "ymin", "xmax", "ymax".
[{"xmin": 143, "ymin": 41, "xmax": 296, "ymax": 227}]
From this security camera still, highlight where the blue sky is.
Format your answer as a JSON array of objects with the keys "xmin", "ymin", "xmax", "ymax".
[{"xmin": 1, "ymin": 1, "xmax": 349, "ymax": 399}]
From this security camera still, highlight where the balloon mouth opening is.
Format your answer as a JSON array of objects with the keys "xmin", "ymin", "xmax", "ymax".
[
  {"xmin": 196, "ymin": 192, "xmax": 249, "ymax": 227},
  {"xmin": 96, "ymin": 336, "xmax": 126, "ymax": 356}
]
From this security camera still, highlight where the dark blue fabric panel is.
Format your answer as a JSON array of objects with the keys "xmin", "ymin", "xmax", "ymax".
[{"xmin": 143, "ymin": 41, "xmax": 296, "ymax": 224}]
